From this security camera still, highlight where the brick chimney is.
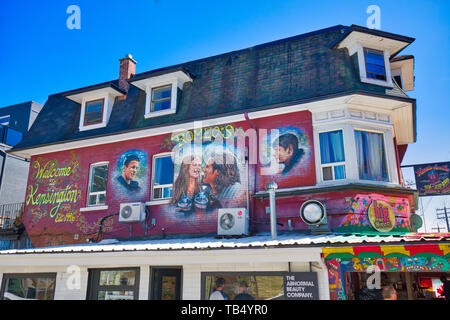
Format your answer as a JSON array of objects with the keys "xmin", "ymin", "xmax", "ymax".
[{"xmin": 118, "ymin": 54, "xmax": 136, "ymax": 92}]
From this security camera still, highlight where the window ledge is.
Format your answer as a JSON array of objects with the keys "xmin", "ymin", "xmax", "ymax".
[
  {"xmin": 145, "ymin": 199, "xmax": 171, "ymax": 206},
  {"xmin": 79, "ymin": 122, "xmax": 107, "ymax": 131},
  {"xmin": 80, "ymin": 205, "xmax": 109, "ymax": 212},
  {"xmin": 144, "ymin": 109, "xmax": 176, "ymax": 119},
  {"xmin": 360, "ymin": 77, "xmax": 393, "ymax": 88}
]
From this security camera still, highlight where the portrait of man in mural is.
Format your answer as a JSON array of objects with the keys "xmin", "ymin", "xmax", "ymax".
[
  {"xmin": 272, "ymin": 133, "xmax": 304, "ymax": 175},
  {"xmin": 202, "ymin": 151, "xmax": 246, "ymax": 209},
  {"xmin": 117, "ymin": 154, "xmax": 142, "ymax": 192},
  {"xmin": 172, "ymin": 155, "xmax": 202, "ymax": 211}
]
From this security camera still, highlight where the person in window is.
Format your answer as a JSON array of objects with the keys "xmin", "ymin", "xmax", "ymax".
[
  {"xmin": 272, "ymin": 133, "xmax": 304, "ymax": 175},
  {"xmin": 233, "ymin": 281, "xmax": 255, "ymax": 300},
  {"xmin": 117, "ymin": 154, "xmax": 141, "ymax": 192},
  {"xmin": 209, "ymin": 277, "xmax": 229, "ymax": 300},
  {"xmin": 202, "ymin": 151, "xmax": 246, "ymax": 209},
  {"xmin": 381, "ymin": 285, "xmax": 397, "ymax": 300},
  {"xmin": 172, "ymin": 155, "xmax": 202, "ymax": 211}
]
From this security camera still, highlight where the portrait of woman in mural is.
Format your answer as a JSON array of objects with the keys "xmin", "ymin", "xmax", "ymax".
[
  {"xmin": 114, "ymin": 150, "xmax": 147, "ymax": 198},
  {"xmin": 171, "ymin": 141, "xmax": 248, "ymax": 214},
  {"xmin": 172, "ymin": 154, "xmax": 202, "ymax": 211},
  {"xmin": 202, "ymin": 151, "xmax": 246, "ymax": 209}
]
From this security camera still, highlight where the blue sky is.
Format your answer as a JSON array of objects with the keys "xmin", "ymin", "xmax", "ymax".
[{"xmin": 1, "ymin": 0, "xmax": 449, "ymax": 231}]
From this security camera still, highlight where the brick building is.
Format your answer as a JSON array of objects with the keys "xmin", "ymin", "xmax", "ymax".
[{"xmin": 0, "ymin": 25, "xmax": 448, "ymax": 300}]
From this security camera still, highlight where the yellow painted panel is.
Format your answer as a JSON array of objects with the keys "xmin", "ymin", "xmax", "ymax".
[{"xmin": 381, "ymin": 245, "xmax": 410, "ymax": 257}]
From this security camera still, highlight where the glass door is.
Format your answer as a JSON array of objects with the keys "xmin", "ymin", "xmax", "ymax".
[{"xmin": 151, "ymin": 267, "xmax": 182, "ymax": 300}]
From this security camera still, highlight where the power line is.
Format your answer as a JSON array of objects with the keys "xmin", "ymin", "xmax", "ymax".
[{"xmin": 436, "ymin": 206, "xmax": 450, "ymax": 232}]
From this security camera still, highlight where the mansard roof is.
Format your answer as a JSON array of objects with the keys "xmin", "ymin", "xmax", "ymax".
[{"xmin": 11, "ymin": 24, "xmax": 415, "ymax": 155}]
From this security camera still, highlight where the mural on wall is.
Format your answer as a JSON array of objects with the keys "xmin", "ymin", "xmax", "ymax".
[
  {"xmin": 113, "ymin": 149, "xmax": 148, "ymax": 199},
  {"xmin": 326, "ymin": 255, "xmax": 450, "ymax": 300},
  {"xmin": 23, "ymin": 152, "xmax": 120, "ymax": 246},
  {"xmin": 333, "ymin": 194, "xmax": 410, "ymax": 233},
  {"xmin": 25, "ymin": 152, "xmax": 84, "ymax": 225},
  {"xmin": 261, "ymin": 127, "xmax": 310, "ymax": 176},
  {"xmin": 169, "ymin": 124, "xmax": 248, "ymax": 217}
]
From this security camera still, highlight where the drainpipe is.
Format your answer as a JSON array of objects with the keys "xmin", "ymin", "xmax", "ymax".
[
  {"xmin": 244, "ymin": 112, "xmax": 257, "ymax": 231},
  {"xmin": 266, "ymin": 181, "xmax": 278, "ymax": 239}
]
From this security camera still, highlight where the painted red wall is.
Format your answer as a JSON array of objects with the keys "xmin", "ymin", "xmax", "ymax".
[
  {"xmin": 23, "ymin": 111, "xmax": 316, "ymax": 247},
  {"xmin": 22, "ymin": 109, "xmax": 414, "ymax": 247}
]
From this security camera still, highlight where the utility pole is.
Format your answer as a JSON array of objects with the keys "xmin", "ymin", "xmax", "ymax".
[
  {"xmin": 436, "ymin": 206, "xmax": 450, "ymax": 232},
  {"xmin": 431, "ymin": 225, "xmax": 445, "ymax": 233}
]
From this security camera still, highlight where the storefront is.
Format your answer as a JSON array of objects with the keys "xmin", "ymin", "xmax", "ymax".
[
  {"xmin": 0, "ymin": 234, "xmax": 330, "ymax": 300},
  {"xmin": 324, "ymin": 234, "xmax": 450, "ymax": 300}
]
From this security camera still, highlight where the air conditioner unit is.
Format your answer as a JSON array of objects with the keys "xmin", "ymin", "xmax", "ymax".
[
  {"xmin": 119, "ymin": 202, "xmax": 145, "ymax": 222},
  {"xmin": 217, "ymin": 208, "xmax": 249, "ymax": 236}
]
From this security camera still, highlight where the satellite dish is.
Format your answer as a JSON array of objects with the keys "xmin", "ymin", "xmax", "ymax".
[
  {"xmin": 219, "ymin": 213, "xmax": 235, "ymax": 230},
  {"xmin": 121, "ymin": 205, "xmax": 133, "ymax": 219},
  {"xmin": 409, "ymin": 213, "xmax": 423, "ymax": 232}
]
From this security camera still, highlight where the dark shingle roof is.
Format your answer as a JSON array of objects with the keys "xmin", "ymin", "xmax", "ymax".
[{"xmin": 12, "ymin": 25, "xmax": 415, "ymax": 152}]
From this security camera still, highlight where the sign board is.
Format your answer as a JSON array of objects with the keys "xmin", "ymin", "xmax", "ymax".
[
  {"xmin": 283, "ymin": 272, "xmax": 319, "ymax": 300},
  {"xmin": 368, "ymin": 200, "xmax": 396, "ymax": 232},
  {"xmin": 413, "ymin": 162, "xmax": 450, "ymax": 197}
]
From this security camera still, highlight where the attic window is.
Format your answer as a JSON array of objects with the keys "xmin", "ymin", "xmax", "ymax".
[
  {"xmin": 364, "ymin": 48, "xmax": 387, "ymax": 81},
  {"xmin": 128, "ymin": 70, "xmax": 192, "ymax": 120},
  {"xmin": 151, "ymin": 85, "xmax": 172, "ymax": 112},
  {"xmin": 84, "ymin": 99, "xmax": 105, "ymax": 126}
]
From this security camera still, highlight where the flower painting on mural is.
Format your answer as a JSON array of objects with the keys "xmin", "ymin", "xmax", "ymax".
[
  {"xmin": 168, "ymin": 124, "xmax": 248, "ymax": 219},
  {"xmin": 261, "ymin": 127, "xmax": 310, "ymax": 176},
  {"xmin": 333, "ymin": 194, "xmax": 411, "ymax": 234},
  {"xmin": 113, "ymin": 150, "xmax": 148, "ymax": 199}
]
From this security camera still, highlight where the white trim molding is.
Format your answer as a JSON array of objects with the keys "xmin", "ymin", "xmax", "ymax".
[{"xmin": 312, "ymin": 104, "xmax": 400, "ymax": 187}]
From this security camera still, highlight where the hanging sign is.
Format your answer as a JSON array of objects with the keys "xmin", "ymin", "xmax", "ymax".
[
  {"xmin": 413, "ymin": 162, "xmax": 450, "ymax": 197},
  {"xmin": 368, "ymin": 200, "xmax": 396, "ymax": 232}
]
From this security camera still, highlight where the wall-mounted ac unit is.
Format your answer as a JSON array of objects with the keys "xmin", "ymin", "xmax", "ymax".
[
  {"xmin": 119, "ymin": 202, "xmax": 145, "ymax": 222},
  {"xmin": 217, "ymin": 208, "xmax": 249, "ymax": 236}
]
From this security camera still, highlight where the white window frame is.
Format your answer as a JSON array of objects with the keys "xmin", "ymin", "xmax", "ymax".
[
  {"xmin": 352, "ymin": 127, "xmax": 391, "ymax": 183},
  {"xmin": 86, "ymin": 161, "xmax": 109, "ymax": 208},
  {"xmin": 150, "ymin": 152, "xmax": 174, "ymax": 203},
  {"xmin": 144, "ymin": 78, "xmax": 179, "ymax": 119},
  {"xmin": 313, "ymin": 115, "xmax": 399, "ymax": 186},
  {"xmin": 127, "ymin": 70, "xmax": 191, "ymax": 120},
  {"xmin": 356, "ymin": 45, "xmax": 393, "ymax": 88},
  {"xmin": 0, "ymin": 115, "xmax": 10, "ymax": 126},
  {"xmin": 317, "ymin": 128, "xmax": 347, "ymax": 182},
  {"xmin": 79, "ymin": 93, "xmax": 114, "ymax": 131}
]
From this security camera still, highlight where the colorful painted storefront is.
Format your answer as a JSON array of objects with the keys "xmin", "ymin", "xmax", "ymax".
[{"xmin": 324, "ymin": 239, "xmax": 450, "ymax": 300}]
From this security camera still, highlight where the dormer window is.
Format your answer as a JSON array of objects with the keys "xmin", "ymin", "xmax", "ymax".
[
  {"xmin": 129, "ymin": 69, "xmax": 193, "ymax": 119},
  {"xmin": 335, "ymin": 26, "xmax": 414, "ymax": 88},
  {"xmin": 151, "ymin": 85, "xmax": 172, "ymax": 112},
  {"xmin": 64, "ymin": 83, "xmax": 126, "ymax": 132},
  {"xmin": 364, "ymin": 48, "xmax": 387, "ymax": 81},
  {"xmin": 83, "ymin": 99, "xmax": 105, "ymax": 126}
]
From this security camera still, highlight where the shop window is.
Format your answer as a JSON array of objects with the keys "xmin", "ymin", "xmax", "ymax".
[
  {"xmin": 319, "ymin": 130, "xmax": 346, "ymax": 181},
  {"xmin": 86, "ymin": 268, "xmax": 139, "ymax": 300},
  {"xmin": 202, "ymin": 273, "xmax": 285, "ymax": 300},
  {"xmin": 354, "ymin": 130, "xmax": 388, "ymax": 182},
  {"xmin": 152, "ymin": 153, "xmax": 174, "ymax": 201},
  {"xmin": 83, "ymin": 98, "xmax": 105, "ymax": 126},
  {"xmin": 87, "ymin": 162, "xmax": 109, "ymax": 206},
  {"xmin": 364, "ymin": 48, "xmax": 387, "ymax": 81},
  {"xmin": 0, "ymin": 273, "xmax": 56, "ymax": 300}
]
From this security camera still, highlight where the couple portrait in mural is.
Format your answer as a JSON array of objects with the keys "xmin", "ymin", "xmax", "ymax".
[{"xmin": 172, "ymin": 144, "xmax": 247, "ymax": 213}]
